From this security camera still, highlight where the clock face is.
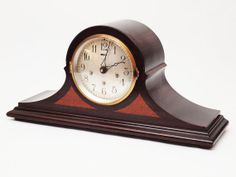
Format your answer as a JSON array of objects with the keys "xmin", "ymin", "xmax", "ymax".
[{"xmin": 70, "ymin": 34, "xmax": 138, "ymax": 105}]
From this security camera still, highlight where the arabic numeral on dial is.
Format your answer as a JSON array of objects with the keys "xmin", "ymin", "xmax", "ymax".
[
  {"xmin": 123, "ymin": 71, "xmax": 129, "ymax": 75},
  {"xmin": 102, "ymin": 88, "xmax": 106, "ymax": 95},
  {"xmin": 91, "ymin": 84, "xmax": 96, "ymax": 91},
  {"xmin": 101, "ymin": 40, "xmax": 109, "ymax": 50},
  {"xmin": 112, "ymin": 86, "xmax": 117, "ymax": 93},
  {"xmin": 92, "ymin": 45, "xmax": 96, "ymax": 53},
  {"xmin": 80, "ymin": 63, "xmax": 85, "ymax": 71},
  {"xmin": 123, "ymin": 68, "xmax": 129, "ymax": 76},
  {"xmin": 83, "ymin": 74, "xmax": 88, "ymax": 81},
  {"xmin": 84, "ymin": 52, "xmax": 90, "ymax": 61},
  {"xmin": 122, "ymin": 79, "xmax": 125, "ymax": 86}
]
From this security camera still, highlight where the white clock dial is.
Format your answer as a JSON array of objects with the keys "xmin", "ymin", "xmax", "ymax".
[{"xmin": 71, "ymin": 34, "xmax": 138, "ymax": 105}]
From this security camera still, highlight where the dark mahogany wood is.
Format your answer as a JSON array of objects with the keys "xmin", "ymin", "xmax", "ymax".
[{"xmin": 7, "ymin": 20, "xmax": 228, "ymax": 149}]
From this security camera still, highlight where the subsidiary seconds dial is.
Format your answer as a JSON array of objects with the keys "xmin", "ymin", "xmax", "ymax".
[{"xmin": 70, "ymin": 34, "xmax": 138, "ymax": 105}]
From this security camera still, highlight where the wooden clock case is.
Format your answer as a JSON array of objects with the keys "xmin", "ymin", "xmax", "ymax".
[{"xmin": 7, "ymin": 20, "xmax": 228, "ymax": 149}]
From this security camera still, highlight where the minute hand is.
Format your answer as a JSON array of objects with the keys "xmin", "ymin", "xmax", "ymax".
[{"xmin": 106, "ymin": 61, "xmax": 125, "ymax": 70}]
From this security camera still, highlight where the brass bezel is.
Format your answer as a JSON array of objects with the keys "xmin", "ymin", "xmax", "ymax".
[{"xmin": 70, "ymin": 34, "xmax": 139, "ymax": 106}]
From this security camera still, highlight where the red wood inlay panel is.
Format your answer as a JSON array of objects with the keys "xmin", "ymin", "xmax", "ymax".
[
  {"xmin": 56, "ymin": 86, "xmax": 159, "ymax": 118},
  {"xmin": 116, "ymin": 94, "xmax": 159, "ymax": 118},
  {"xmin": 56, "ymin": 87, "xmax": 94, "ymax": 109}
]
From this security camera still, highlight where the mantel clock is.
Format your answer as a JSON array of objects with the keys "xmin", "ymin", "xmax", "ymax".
[{"xmin": 7, "ymin": 20, "xmax": 228, "ymax": 149}]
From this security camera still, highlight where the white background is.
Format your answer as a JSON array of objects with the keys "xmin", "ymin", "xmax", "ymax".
[{"xmin": 0, "ymin": 0, "xmax": 235, "ymax": 177}]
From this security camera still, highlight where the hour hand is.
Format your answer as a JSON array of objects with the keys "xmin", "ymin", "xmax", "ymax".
[
  {"xmin": 100, "ymin": 41, "xmax": 112, "ymax": 67},
  {"xmin": 100, "ymin": 51, "xmax": 108, "ymax": 67}
]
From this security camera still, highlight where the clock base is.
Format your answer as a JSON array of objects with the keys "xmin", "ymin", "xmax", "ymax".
[{"xmin": 7, "ymin": 90, "xmax": 228, "ymax": 149}]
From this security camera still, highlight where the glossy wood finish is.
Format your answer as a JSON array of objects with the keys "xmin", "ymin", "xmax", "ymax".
[{"xmin": 7, "ymin": 20, "xmax": 228, "ymax": 148}]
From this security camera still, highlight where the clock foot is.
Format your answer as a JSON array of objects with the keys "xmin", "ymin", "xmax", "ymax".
[{"xmin": 7, "ymin": 102, "xmax": 228, "ymax": 149}]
